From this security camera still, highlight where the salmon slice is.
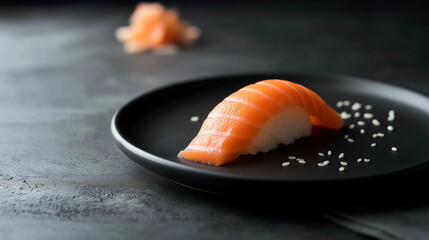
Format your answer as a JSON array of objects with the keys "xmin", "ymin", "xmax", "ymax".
[{"xmin": 178, "ymin": 79, "xmax": 343, "ymax": 166}]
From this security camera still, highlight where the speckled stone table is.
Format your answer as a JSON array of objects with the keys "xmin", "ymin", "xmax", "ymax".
[{"xmin": 1, "ymin": 2, "xmax": 428, "ymax": 239}]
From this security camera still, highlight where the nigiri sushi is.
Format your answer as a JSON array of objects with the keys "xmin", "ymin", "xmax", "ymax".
[{"xmin": 178, "ymin": 79, "xmax": 343, "ymax": 166}]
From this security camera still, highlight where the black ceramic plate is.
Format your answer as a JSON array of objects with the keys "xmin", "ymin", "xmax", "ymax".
[{"xmin": 111, "ymin": 73, "xmax": 429, "ymax": 195}]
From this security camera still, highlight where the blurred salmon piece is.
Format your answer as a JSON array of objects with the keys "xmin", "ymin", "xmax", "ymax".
[{"xmin": 116, "ymin": 2, "xmax": 200, "ymax": 54}]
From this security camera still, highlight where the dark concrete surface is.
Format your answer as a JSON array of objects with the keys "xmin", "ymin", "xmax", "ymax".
[{"xmin": 1, "ymin": 2, "xmax": 428, "ymax": 239}]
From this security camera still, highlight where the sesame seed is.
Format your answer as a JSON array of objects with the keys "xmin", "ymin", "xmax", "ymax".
[
  {"xmin": 338, "ymin": 153, "xmax": 345, "ymax": 159},
  {"xmin": 318, "ymin": 163, "xmax": 326, "ymax": 167},
  {"xmin": 323, "ymin": 160, "xmax": 330, "ymax": 165},
  {"xmin": 363, "ymin": 113, "xmax": 374, "ymax": 119},
  {"xmin": 282, "ymin": 162, "xmax": 290, "ymax": 167},
  {"xmin": 354, "ymin": 112, "xmax": 361, "ymax": 118},
  {"xmin": 343, "ymin": 100, "xmax": 351, "ymax": 106},
  {"xmin": 371, "ymin": 143, "xmax": 377, "ymax": 147},
  {"xmin": 344, "ymin": 134, "xmax": 349, "ymax": 139},
  {"xmin": 336, "ymin": 101, "xmax": 344, "ymax": 108},
  {"xmin": 351, "ymin": 103, "xmax": 362, "ymax": 111},
  {"xmin": 318, "ymin": 152, "xmax": 324, "ymax": 157},
  {"xmin": 298, "ymin": 159, "xmax": 306, "ymax": 164},
  {"xmin": 387, "ymin": 125, "xmax": 394, "ymax": 131},
  {"xmin": 372, "ymin": 133, "xmax": 378, "ymax": 138},
  {"xmin": 365, "ymin": 105, "xmax": 373, "ymax": 110},
  {"xmin": 328, "ymin": 151, "xmax": 332, "ymax": 156},
  {"xmin": 357, "ymin": 121, "xmax": 365, "ymax": 126},
  {"xmin": 357, "ymin": 158, "xmax": 363, "ymax": 163},
  {"xmin": 372, "ymin": 119, "xmax": 381, "ymax": 126},
  {"xmin": 341, "ymin": 111, "xmax": 352, "ymax": 119},
  {"xmin": 360, "ymin": 129, "xmax": 365, "ymax": 134},
  {"xmin": 190, "ymin": 116, "xmax": 199, "ymax": 122},
  {"xmin": 347, "ymin": 138, "xmax": 354, "ymax": 143},
  {"xmin": 349, "ymin": 124, "xmax": 356, "ymax": 129},
  {"xmin": 288, "ymin": 156, "xmax": 296, "ymax": 160},
  {"xmin": 377, "ymin": 133, "xmax": 384, "ymax": 137},
  {"xmin": 388, "ymin": 110, "xmax": 395, "ymax": 122},
  {"xmin": 392, "ymin": 147, "xmax": 398, "ymax": 152},
  {"xmin": 339, "ymin": 167, "xmax": 345, "ymax": 172},
  {"xmin": 340, "ymin": 161, "xmax": 348, "ymax": 166},
  {"xmin": 296, "ymin": 158, "xmax": 304, "ymax": 161},
  {"xmin": 364, "ymin": 158, "xmax": 370, "ymax": 162}
]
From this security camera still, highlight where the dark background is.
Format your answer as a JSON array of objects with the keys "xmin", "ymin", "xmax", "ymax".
[{"xmin": 1, "ymin": 1, "xmax": 428, "ymax": 239}]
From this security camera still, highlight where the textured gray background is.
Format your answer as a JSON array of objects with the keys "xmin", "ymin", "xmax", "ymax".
[{"xmin": 1, "ymin": 2, "xmax": 428, "ymax": 239}]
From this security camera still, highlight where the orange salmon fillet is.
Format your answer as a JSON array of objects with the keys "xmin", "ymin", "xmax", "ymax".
[{"xmin": 178, "ymin": 79, "xmax": 343, "ymax": 166}]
